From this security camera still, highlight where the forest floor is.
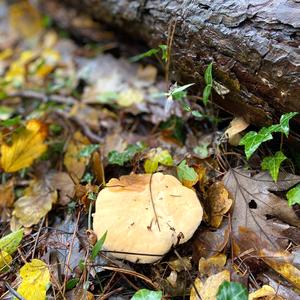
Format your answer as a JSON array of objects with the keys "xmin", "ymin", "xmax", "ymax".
[{"xmin": 0, "ymin": 1, "xmax": 300, "ymax": 300}]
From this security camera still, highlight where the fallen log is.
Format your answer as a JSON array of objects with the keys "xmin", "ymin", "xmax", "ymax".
[{"xmin": 41, "ymin": 0, "xmax": 300, "ymax": 127}]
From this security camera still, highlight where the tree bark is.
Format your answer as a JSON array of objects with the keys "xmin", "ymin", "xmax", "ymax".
[{"xmin": 42, "ymin": 0, "xmax": 300, "ymax": 126}]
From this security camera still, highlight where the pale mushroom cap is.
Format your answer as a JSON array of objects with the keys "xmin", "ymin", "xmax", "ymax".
[{"xmin": 93, "ymin": 173, "xmax": 203, "ymax": 263}]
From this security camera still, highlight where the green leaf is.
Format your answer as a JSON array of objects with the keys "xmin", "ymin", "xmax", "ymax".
[
  {"xmin": 177, "ymin": 160, "xmax": 198, "ymax": 186},
  {"xmin": 158, "ymin": 44, "xmax": 168, "ymax": 63},
  {"xmin": 202, "ymin": 84, "xmax": 212, "ymax": 106},
  {"xmin": 272, "ymin": 112, "xmax": 298, "ymax": 137},
  {"xmin": 66, "ymin": 278, "xmax": 79, "ymax": 290},
  {"xmin": 191, "ymin": 110, "xmax": 203, "ymax": 118},
  {"xmin": 261, "ymin": 151, "xmax": 287, "ymax": 182},
  {"xmin": 169, "ymin": 83, "xmax": 194, "ymax": 101},
  {"xmin": 204, "ymin": 63, "xmax": 213, "ymax": 85},
  {"xmin": 287, "ymin": 184, "xmax": 300, "ymax": 206},
  {"xmin": 108, "ymin": 142, "xmax": 146, "ymax": 166},
  {"xmin": 0, "ymin": 106, "xmax": 14, "ymax": 120},
  {"xmin": 78, "ymin": 144, "xmax": 99, "ymax": 158},
  {"xmin": 144, "ymin": 148, "xmax": 173, "ymax": 173},
  {"xmin": 91, "ymin": 231, "xmax": 107, "ymax": 260},
  {"xmin": 131, "ymin": 289, "xmax": 162, "ymax": 300},
  {"xmin": 144, "ymin": 159, "xmax": 159, "ymax": 173},
  {"xmin": 0, "ymin": 229, "xmax": 24, "ymax": 255},
  {"xmin": 239, "ymin": 127, "xmax": 274, "ymax": 160},
  {"xmin": 129, "ymin": 48, "xmax": 160, "ymax": 62},
  {"xmin": 217, "ymin": 281, "xmax": 248, "ymax": 300},
  {"xmin": 0, "ymin": 116, "xmax": 21, "ymax": 127}
]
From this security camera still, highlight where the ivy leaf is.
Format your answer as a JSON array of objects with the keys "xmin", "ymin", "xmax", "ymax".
[
  {"xmin": 239, "ymin": 127, "xmax": 274, "ymax": 160},
  {"xmin": 0, "ymin": 229, "xmax": 23, "ymax": 255},
  {"xmin": 177, "ymin": 160, "xmax": 198, "ymax": 188},
  {"xmin": 287, "ymin": 184, "xmax": 300, "ymax": 206},
  {"xmin": 271, "ymin": 112, "xmax": 298, "ymax": 137},
  {"xmin": 144, "ymin": 148, "xmax": 173, "ymax": 173},
  {"xmin": 261, "ymin": 151, "xmax": 287, "ymax": 182},
  {"xmin": 217, "ymin": 281, "xmax": 248, "ymax": 300},
  {"xmin": 131, "ymin": 289, "xmax": 162, "ymax": 300},
  {"xmin": 91, "ymin": 231, "xmax": 107, "ymax": 260},
  {"xmin": 108, "ymin": 142, "xmax": 146, "ymax": 166},
  {"xmin": 78, "ymin": 144, "xmax": 99, "ymax": 158}
]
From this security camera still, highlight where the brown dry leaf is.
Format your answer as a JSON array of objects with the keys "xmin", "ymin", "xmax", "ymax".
[
  {"xmin": 190, "ymin": 270, "xmax": 230, "ymax": 300},
  {"xmin": 260, "ymin": 248, "xmax": 300, "ymax": 289},
  {"xmin": 249, "ymin": 285, "xmax": 283, "ymax": 300},
  {"xmin": 223, "ymin": 168, "xmax": 300, "ymax": 241},
  {"xmin": 167, "ymin": 257, "xmax": 192, "ymax": 272},
  {"xmin": 1, "ymin": 119, "xmax": 48, "ymax": 172},
  {"xmin": 12, "ymin": 178, "xmax": 57, "ymax": 227},
  {"xmin": 8, "ymin": 0, "xmax": 43, "ymax": 38},
  {"xmin": 0, "ymin": 179, "xmax": 15, "ymax": 209},
  {"xmin": 198, "ymin": 253, "xmax": 227, "ymax": 276},
  {"xmin": 64, "ymin": 131, "xmax": 90, "ymax": 180},
  {"xmin": 91, "ymin": 151, "xmax": 105, "ymax": 186},
  {"xmin": 224, "ymin": 117, "xmax": 249, "ymax": 146},
  {"xmin": 205, "ymin": 182, "xmax": 233, "ymax": 228}
]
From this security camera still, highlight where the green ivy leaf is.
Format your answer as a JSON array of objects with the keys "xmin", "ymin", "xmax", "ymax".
[
  {"xmin": 287, "ymin": 184, "xmax": 300, "ymax": 206},
  {"xmin": 177, "ymin": 160, "xmax": 198, "ymax": 187},
  {"xmin": 204, "ymin": 63, "xmax": 213, "ymax": 85},
  {"xmin": 272, "ymin": 112, "xmax": 298, "ymax": 137},
  {"xmin": 261, "ymin": 151, "xmax": 287, "ymax": 182},
  {"xmin": 131, "ymin": 289, "xmax": 162, "ymax": 300},
  {"xmin": 239, "ymin": 127, "xmax": 274, "ymax": 160},
  {"xmin": 91, "ymin": 231, "xmax": 107, "ymax": 260},
  {"xmin": 217, "ymin": 281, "xmax": 248, "ymax": 300},
  {"xmin": 108, "ymin": 142, "xmax": 146, "ymax": 166},
  {"xmin": 66, "ymin": 278, "xmax": 79, "ymax": 290},
  {"xmin": 0, "ymin": 229, "xmax": 23, "ymax": 255},
  {"xmin": 78, "ymin": 144, "xmax": 99, "ymax": 158}
]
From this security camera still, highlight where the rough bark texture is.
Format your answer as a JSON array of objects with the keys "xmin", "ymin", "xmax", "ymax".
[{"xmin": 42, "ymin": 0, "xmax": 300, "ymax": 126}]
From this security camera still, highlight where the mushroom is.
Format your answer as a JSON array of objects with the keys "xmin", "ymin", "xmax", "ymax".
[{"xmin": 93, "ymin": 173, "xmax": 203, "ymax": 263}]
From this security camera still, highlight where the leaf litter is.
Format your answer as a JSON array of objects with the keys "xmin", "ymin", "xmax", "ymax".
[{"xmin": 0, "ymin": 1, "xmax": 299, "ymax": 299}]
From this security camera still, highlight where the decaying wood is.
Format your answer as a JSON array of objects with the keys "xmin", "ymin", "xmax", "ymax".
[{"xmin": 41, "ymin": 0, "xmax": 300, "ymax": 127}]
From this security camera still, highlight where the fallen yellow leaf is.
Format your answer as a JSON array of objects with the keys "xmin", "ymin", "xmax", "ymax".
[
  {"xmin": 117, "ymin": 89, "xmax": 144, "ymax": 107},
  {"xmin": 1, "ymin": 119, "xmax": 47, "ymax": 172},
  {"xmin": 249, "ymin": 285, "xmax": 283, "ymax": 300},
  {"xmin": 64, "ymin": 131, "xmax": 90, "ymax": 180},
  {"xmin": 17, "ymin": 259, "xmax": 50, "ymax": 300},
  {"xmin": 190, "ymin": 270, "xmax": 230, "ymax": 300},
  {"xmin": 198, "ymin": 253, "xmax": 227, "ymax": 276},
  {"xmin": 0, "ymin": 251, "xmax": 12, "ymax": 273},
  {"xmin": 12, "ymin": 179, "xmax": 57, "ymax": 227}
]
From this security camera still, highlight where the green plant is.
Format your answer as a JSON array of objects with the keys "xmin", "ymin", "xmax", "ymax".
[
  {"xmin": 217, "ymin": 281, "xmax": 248, "ymax": 300},
  {"xmin": 202, "ymin": 62, "xmax": 213, "ymax": 106},
  {"xmin": 129, "ymin": 45, "xmax": 168, "ymax": 63}
]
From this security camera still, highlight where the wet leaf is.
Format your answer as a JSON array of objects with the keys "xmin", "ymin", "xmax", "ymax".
[
  {"xmin": 190, "ymin": 270, "xmax": 230, "ymax": 300},
  {"xmin": 64, "ymin": 131, "xmax": 90, "ymax": 180},
  {"xmin": 261, "ymin": 151, "xmax": 287, "ymax": 182},
  {"xmin": 12, "ymin": 178, "xmax": 57, "ymax": 227},
  {"xmin": 131, "ymin": 289, "xmax": 162, "ymax": 300},
  {"xmin": 0, "ymin": 229, "xmax": 23, "ymax": 254},
  {"xmin": 108, "ymin": 142, "xmax": 145, "ymax": 166},
  {"xmin": 17, "ymin": 259, "xmax": 50, "ymax": 300},
  {"xmin": 286, "ymin": 183, "xmax": 300, "ymax": 206},
  {"xmin": 205, "ymin": 182, "xmax": 233, "ymax": 228},
  {"xmin": 223, "ymin": 169, "xmax": 300, "ymax": 241},
  {"xmin": 177, "ymin": 160, "xmax": 198, "ymax": 188},
  {"xmin": 217, "ymin": 281, "xmax": 248, "ymax": 300},
  {"xmin": 144, "ymin": 148, "xmax": 173, "ymax": 173},
  {"xmin": 1, "ymin": 119, "xmax": 47, "ymax": 172},
  {"xmin": 91, "ymin": 231, "xmax": 107, "ymax": 260}
]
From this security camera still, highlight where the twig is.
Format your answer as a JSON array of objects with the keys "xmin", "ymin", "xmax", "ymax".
[
  {"xmin": 149, "ymin": 173, "xmax": 161, "ymax": 231},
  {"xmin": 99, "ymin": 287, "xmax": 124, "ymax": 300},
  {"xmin": 4, "ymin": 283, "xmax": 25, "ymax": 300},
  {"xmin": 32, "ymin": 216, "xmax": 45, "ymax": 259}
]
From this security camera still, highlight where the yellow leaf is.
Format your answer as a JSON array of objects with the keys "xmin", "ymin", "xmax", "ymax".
[
  {"xmin": 17, "ymin": 259, "xmax": 50, "ymax": 300},
  {"xmin": 117, "ymin": 89, "xmax": 144, "ymax": 107},
  {"xmin": 34, "ymin": 49, "xmax": 60, "ymax": 78},
  {"xmin": 1, "ymin": 120, "xmax": 47, "ymax": 172},
  {"xmin": 0, "ymin": 251, "xmax": 12, "ymax": 273},
  {"xmin": 12, "ymin": 179, "xmax": 57, "ymax": 227},
  {"xmin": 190, "ymin": 270, "xmax": 230, "ymax": 300},
  {"xmin": 0, "ymin": 179, "xmax": 15, "ymax": 210},
  {"xmin": 249, "ymin": 285, "xmax": 283, "ymax": 300},
  {"xmin": 64, "ymin": 131, "xmax": 90, "ymax": 180},
  {"xmin": 9, "ymin": 0, "xmax": 43, "ymax": 38},
  {"xmin": 198, "ymin": 253, "xmax": 227, "ymax": 276},
  {"xmin": 0, "ymin": 48, "xmax": 13, "ymax": 61}
]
